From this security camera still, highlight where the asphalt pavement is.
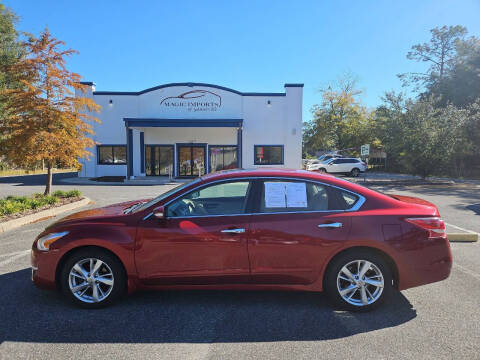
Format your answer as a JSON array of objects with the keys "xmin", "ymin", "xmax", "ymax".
[{"xmin": 0, "ymin": 174, "xmax": 479, "ymax": 359}]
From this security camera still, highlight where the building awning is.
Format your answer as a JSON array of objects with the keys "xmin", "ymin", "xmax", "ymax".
[{"xmin": 124, "ymin": 118, "xmax": 243, "ymax": 128}]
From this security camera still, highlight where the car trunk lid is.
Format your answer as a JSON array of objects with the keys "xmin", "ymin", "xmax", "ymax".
[{"xmin": 387, "ymin": 194, "xmax": 440, "ymax": 216}]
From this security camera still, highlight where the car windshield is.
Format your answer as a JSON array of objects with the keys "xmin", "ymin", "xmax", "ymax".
[{"xmin": 130, "ymin": 178, "xmax": 202, "ymax": 213}]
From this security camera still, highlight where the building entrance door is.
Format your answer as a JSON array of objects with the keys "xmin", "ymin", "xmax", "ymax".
[
  {"xmin": 145, "ymin": 145, "xmax": 174, "ymax": 176},
  {"xmin": 177, "ymin": 144, "xmax": 206, "ymax": 177}
]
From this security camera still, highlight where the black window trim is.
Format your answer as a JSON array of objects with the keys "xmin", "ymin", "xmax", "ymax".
[
  {"xmin": 97, "ymin": 144, "xmax": 127, "ymax": 165},
  {"xmin": 146, "ymin": 176, "xmax": 365, "ymax": 220}
]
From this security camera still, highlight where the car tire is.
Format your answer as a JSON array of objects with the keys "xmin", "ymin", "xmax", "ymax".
[
  {"xmin": 324, "ymin": 250, "xmax": 393, "ymax": 312},
  {"xmin": 319, "ymin": 168, "xmax": 327, "ymax": 174},
  {"xmin": 60, "ymin": 248, "xmax": 126, "ymax": 309},
  {"xmin": 350, "ymin": 168, "xmax": 360, "ymax": 177}
]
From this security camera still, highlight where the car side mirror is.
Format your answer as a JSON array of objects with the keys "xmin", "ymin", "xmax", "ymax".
[{"xmin": 153, "ymin": 206, "xmax": 165, "ymax": 219}]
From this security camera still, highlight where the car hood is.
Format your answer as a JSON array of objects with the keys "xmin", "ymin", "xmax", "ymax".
[{"xmin": 47, "ymin": 199, "xmax": 151, "ymax": 228}]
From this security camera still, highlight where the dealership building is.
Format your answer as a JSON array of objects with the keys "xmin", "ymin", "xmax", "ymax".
[{"xmin": 75, "ymin": 82, "xmax": 303, "ymax": 178}]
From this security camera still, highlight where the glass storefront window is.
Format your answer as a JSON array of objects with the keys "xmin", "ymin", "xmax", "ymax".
[
  {"xmin": 254, "ymin": 145, "xmax": 283, "ymax": 165},
  {"xmin": 97, "ymin": 145, "xmax": 127, "ymax": 165},
  {"xmin": 209, "ymin": 146, "xmax": 238, "ymax": 172},
  {"xmin": 178, "ymin": 145, "xmax": 206, "ymax": 177},
  {"xmin": 145, "ymin": 145, "xmax": 174, "ymax": 176}
]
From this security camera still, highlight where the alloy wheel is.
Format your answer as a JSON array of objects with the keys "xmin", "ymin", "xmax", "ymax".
[
  {"xmin": 336, "ymin": 260, "xmax": 384, "ymax": 307},
  {"xmin": 68, "ymin": 258, "xmax": 114, "ymax": 303}
]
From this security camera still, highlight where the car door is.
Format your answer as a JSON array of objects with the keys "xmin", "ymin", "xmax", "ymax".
[
  {"xmin": 343, "ymin": 159, "xmax": 356, "ymax": 172},
  {"xmin": 327, "ymin": 159, "xmax": 342, "ymax": 173},
  {"xmin": 247, "ymin": 179, "xmax": 353, "ymax": 285},
  {"xmin": 135, "ymin": 180, "xmax": 252, "ymax": 285}
]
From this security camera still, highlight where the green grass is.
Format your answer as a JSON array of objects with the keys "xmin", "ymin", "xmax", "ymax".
[
  {"xmin": 0, "ymin": 190, "xmax": 82, "ymax": 217},
  {"xmin": 0, "ymin": 168, "xmax": 77, "ymax": 177}
]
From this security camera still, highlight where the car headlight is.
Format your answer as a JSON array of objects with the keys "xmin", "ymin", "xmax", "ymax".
[{"xmin": 37, "ymin": 231, "xmax": 69, "ymax": 251}]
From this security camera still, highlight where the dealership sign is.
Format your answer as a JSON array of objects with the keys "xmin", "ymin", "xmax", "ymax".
[{"xmin": 160, "ymin": 89, "xmax": 222, "ymax": 112}]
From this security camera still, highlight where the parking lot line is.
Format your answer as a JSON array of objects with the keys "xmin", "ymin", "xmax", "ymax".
[
  {"xmin": 453, "ymin": 263, "xmax": 480, "ymax": 281},
  {"xmin": 0, "ymin": 250, "xmax": 30, "ymax": 267},
  {"xmin": 445, "ymin": 222, "xmax": 478, "ymax": 234},
  {"xmin": 0, "ymin": 250, "xmax": 30, "ymax": 258}
]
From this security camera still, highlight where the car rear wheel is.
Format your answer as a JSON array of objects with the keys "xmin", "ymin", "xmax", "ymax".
[
  {"xmin": 350, "ymin": 168, "xmax": 360, "ymax": 177},
  {"xmin": 60, "ymin": 249, "xmax": 126, "ymax": 308},
  {"xmin": 324, "ymin": 250, "xmax": 392, "ymax": 311},
  {"xmin": 319, "ymin": 168, "xmax": 327, "ymax": 174}
]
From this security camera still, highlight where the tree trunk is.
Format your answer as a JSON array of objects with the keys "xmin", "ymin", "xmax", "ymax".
[{"xmin": 44, "ymin": 163, "xmax": 52, "ymax": 195}]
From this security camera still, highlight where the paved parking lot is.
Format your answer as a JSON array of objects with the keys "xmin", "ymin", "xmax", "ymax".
[{"xmin": 1, "ymin": 174, "xmax": 479, "ymax": 359}]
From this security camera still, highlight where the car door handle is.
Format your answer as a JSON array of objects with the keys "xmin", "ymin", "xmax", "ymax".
[
  {"xmin": 221, "ymin": 228, "xmax": 245, "ymax": 234},
  {"xmin": 317, "ymin": 222, "xmax": 343, "ymax": 228}
]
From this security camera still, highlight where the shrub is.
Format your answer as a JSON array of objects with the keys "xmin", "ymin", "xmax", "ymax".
[
  {"xmin": 0, "ymin": 189, "xmax": 80, "ymax": 218},
  {"xmin": 29, "ymin": 198, "xmax": 43, "ymax": 209},
  {"xmin": 45, "ymin": 196, "xmax": 58, "ymax": 205},
  {"xmin": 52, "ymin": 190, "xmax": 66, "ymax": 197},
  {"xmin": 64, "ymin": 189, "xmax": 81, "ymax": 198},
  {"xmin": 52, "ymin": 189, "xmax": 81, "ymax": 198}
]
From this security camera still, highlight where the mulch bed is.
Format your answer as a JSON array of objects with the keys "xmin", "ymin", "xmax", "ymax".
[{"xmin": 0, "ymin": 196, "xmax": 84, "ymax": 223}]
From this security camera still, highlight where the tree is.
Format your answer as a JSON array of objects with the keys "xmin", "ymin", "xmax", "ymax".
[
  {"xmin": 0, "ymin": 28, "xmax": 100, "ymax": 194},
  {"xmin": 303, "ymin": 73, "xmax": 379, "ymax": 157},
  {"xmin": 377, "ymin": 94, "xmax": 469, "ymax": 178},
  {"xmin": 0, "ymin": 3, "xmax": 24, "ymax": 90},
  {"xmin": 434, "ymin": 37, "xmax": 480, "ymax": 107},
  {"xmin": 398, "ymin": 25, "xmax": 467, "ymax": 92}
]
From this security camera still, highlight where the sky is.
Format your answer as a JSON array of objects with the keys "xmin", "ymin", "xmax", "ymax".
[{"xmin": 4, "ymin": 0, "xmax": 480, "ymax": 121}]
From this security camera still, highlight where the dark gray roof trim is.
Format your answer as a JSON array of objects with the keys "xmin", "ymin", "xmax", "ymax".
[
  {"xmin": 124, "ymin": 118, "xmax": 243, "ymax": 128},
  {"xmin": 284, "ymin": 83, "xmax": 304, "ymax": 87},
  {"xmin": 92, "ymin": 82, "xmax": 286, "ymax": 96}
]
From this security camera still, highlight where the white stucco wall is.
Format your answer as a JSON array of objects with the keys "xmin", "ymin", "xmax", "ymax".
[{"xmin": 76, "ymin": 83, "xmax": 303, "ymax": 178}]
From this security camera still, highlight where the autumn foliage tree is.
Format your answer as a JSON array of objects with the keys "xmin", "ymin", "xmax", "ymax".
[{"xmin": 0, "ymin": 28, "xmax": 100, "ymax": 194}]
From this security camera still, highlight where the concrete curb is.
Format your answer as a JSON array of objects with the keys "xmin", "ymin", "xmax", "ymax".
[
  {"xmin": 59, "ymin": 177, "xmax": 183, "ymax": 186},
  {"xmin": 0, "ymin": 197, "xmax": 91, "ymax": 234},
  {"xmin": 448, "ymin": 233, "xmax": 479, "ymax": 242}
]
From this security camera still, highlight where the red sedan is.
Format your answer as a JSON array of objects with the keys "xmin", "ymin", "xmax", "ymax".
[{"xmin": 31, "ymin": 169, "xmax": 452, "ymax": 311}]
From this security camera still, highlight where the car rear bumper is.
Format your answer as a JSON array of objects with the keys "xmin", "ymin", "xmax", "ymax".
[{"xmin": 397, "ymin": 236, "xmax": 452, "ymax": 290}]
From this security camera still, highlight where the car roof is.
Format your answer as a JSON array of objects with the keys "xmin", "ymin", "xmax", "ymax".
[
  {"xmin": 199, "ymin": 168, "xmax": 357, "ymax": 188},
  {"xmin": 195, "ymin": 168, "xmax": 404, "ymax": 211}
]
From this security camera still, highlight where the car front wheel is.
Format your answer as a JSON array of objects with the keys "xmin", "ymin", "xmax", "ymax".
[
  {"xmin": 60, "ymin": 249, "xmax": 126, "ymax": 308},
  {"xmin": 324, "ymin": 251, "xmax": 393, "ymax": 311}
]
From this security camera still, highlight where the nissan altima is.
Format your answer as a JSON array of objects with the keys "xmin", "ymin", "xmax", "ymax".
[{"xmin": 31, "ymin": 169, "xmax": 452, "ymax": 311}]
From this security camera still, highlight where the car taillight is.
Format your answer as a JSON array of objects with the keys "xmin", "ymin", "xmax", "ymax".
[
  {"xmin": 405, "ymin": 217, "xmax": 446, "ymax": 238},
  {"xmin": 362, "ymin": 162, "xmax": 367, "ymax": 166}
]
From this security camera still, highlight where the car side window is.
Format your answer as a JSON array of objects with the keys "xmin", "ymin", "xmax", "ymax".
[
  {"xmin": 259, "ymin": 180, "xmax": 329, "ymax": 213},
  {"xmin": 258, "ymin": 180, "xmax": 362, "ymax": 213},
  {"xmin": 328, "ymin": 187, "xmax": 361, "ymax": 210},
  {"xmin": 167, "ymin": 181, "xmax": 251, "ymax": 217}
]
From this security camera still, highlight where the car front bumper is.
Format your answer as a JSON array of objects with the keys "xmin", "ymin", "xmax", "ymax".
[{"xmin": 31, "ymin": 246, "xmax": 60, "ymax": 290}]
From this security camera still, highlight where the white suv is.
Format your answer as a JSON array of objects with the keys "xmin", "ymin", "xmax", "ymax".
[{"xmin": 309, "ymin": 158, "xmax": 367, "ymax": 177}]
